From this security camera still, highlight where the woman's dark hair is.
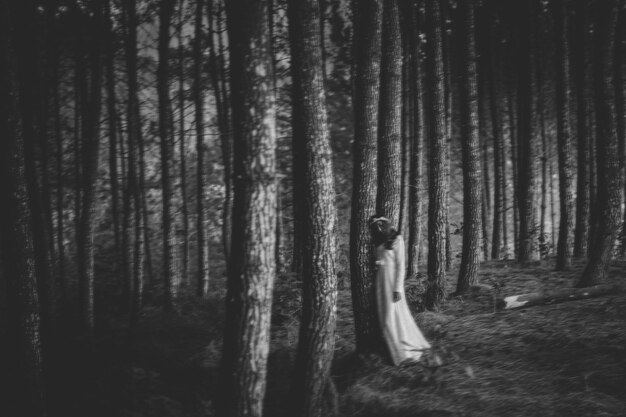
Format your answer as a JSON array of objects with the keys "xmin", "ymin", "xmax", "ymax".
[{"xmin": 369, "ymin": 215, "xmax": 400, "ymax": 249}]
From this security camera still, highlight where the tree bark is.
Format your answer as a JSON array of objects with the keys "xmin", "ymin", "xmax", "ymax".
[
  {"xmin": 578, "ymin": 0, "xmax": 621, "ymax": 287},
  {"xmin": 287, "ymin": 0, "xmax": 338, "ymax": 414},
  {"xmin": 106, "ymin": 0, "xmax": 121, "ymax": 277},
  {"xmin": 349, "ymin": 0, "xmax": 383, "ymax": 351},
  {"xmin": 404, "ymin": 0, "xmax": 425, "ymax": 281},
  {"xmin": 516, "ymin": 0, "xmax": 538, "ymax": 262},
  {"xmin": 489, "ymin": 22, "xmax": 503, "ymax": 261},
  {"xmin": 123, "ymin": 0, "xmax": 145, "ymax": 326},
  {"xmin": 14, "ymin": 0, "xmax": 56, "ymax": 345},
  {"xmin": 573, "ymin": 0, "xmax": 590, "ymax": 258},
  {"xmin": 554, "ymin": 0, "xmax": 575, "ymax": 270},
  {"xmin": 158, "ymin": 0, "xmax": 180, "ymax": 310},
  {"xmin": 194, "ymin": 0, "xmax": 210, "ymax": 297},
  {"xmin": 218, "ymin": 0, "xmax": 278, "ymax": 415},
  {"xmin": 177, "ymin": 0, "xmax": 189, "ymax": 286},
  {"xmin": 456, "ymin": 0, "xmax": 481, "ymax": 294},
  {"xmin": 376, "ymin": 0, "xmax": 402, "ymax": 229},
  {"xmin": 615, "ymin": 6, "xmax": 626, "ymax": 258},
  {"xmin": 424, "ymin": 0, "xmax": 448, "ymax": 311},
  {"xmin": 209, "ymin": 0, "xmax": 233, "ymax": 266},
  {"xmin": 0, "ymin": 1, "xmax": 46, "ymax": 413},
  {"xmin": 76, "ymin": 0, "xmax": 104, "ymax": 342}
]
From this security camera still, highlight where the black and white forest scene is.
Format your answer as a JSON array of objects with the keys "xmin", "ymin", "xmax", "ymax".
[{"xmin": 1, "ymin": 0, "xmax": 625, "ymax": 416}]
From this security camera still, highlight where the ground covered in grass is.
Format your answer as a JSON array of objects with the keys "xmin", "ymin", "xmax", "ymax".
[{"xmin": 84, "ymin": 260, "xmax": 625, "ymax": 417}]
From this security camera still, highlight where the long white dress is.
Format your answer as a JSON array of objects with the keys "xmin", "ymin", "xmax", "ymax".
[{"xmin": 375, "ymin": 235, "xmax": 430, "ymax": 365}]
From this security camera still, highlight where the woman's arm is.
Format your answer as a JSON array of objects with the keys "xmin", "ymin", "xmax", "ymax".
[{"xmin": 393, "ymin": 236, "xmax": 406, "ymax": 300}]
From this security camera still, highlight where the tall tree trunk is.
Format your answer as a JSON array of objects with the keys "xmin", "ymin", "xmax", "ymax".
[
  {"xmin": 76, "ymin": 1, "xmax": 104, "ymax": 343},
  {"xmin": 501, "ymin": 116, "xmax": 509, "ymax": 255},
  {"xmin": 573, "ymin": 0, "xmax": 590, "ymax": 258},
  {"xmin": 349, "ymin": 0, "xmax": 383, "ymax": 352},
  {"xmin": 53, "ymin": 21, "xmax": 66, "ymax": 302},
  {"xmin": 516, "ymin": 0, "xmax": 538, "ymax": 262},
  {"xmin": 481, "ymin": 99, "xmax": 492, "ymax": 259},
  {"xmin": 537, "ymin": 103, "xmax": 551, "ymax": 255},
  {"xmin": 424, "ymin": 0, "xmax": 448, "ymax": 311},
  {"xmin": 194, "ymin": 0, "xmax": 210, "ymax": 297},
  {"xmin": 489, "ymin": 24, "xmax": 503, "ymax": 260},
  {"xmin": 615, "ymin": 6, "xmax": 626, "ymax": 258},
  {"xmin": 158, "ymin": 0, "xmax": 180, "ymax": 310},
  {"xmin": 404, "ymin": 0, "xmax": 425, "ymax": 281},
  {"xmin": 456, "ymin": 0, "xmax": 481, "ymax": 294},
  {"xmin": 0, "ymin": 1, "xmax": 46, "ymax": 414},
  {"xmin": 588, "ymin": 103, "xmax": 598, "ymax": 253},
  {"xmin": 16, "ymin": 0, "xmax": 57, "ymax": 344},
  {"xmin": 578, "ymin": 0, "xmax": 621, "ymax": 287},
  {"xmin": 550, "ymin": 157, "xmax": 557, "ymax": 251},
  {"xmin": 106, "ymin": 1, "xmax": 121, "ymax": 276},
  {"xmin": 536, "ymin": 12, "xmax": 548, "ymax": 257},
  {"xmin": 376, "ymin": 0, "xmax": 402, "ymax": 229},
  {"xmin": 554, "ymin": 0, "xmax": 575, "ymax": 270},
  {"xmin": 209, "ymin": 0, "xmax": 233, "ymax": 265},
  {"xmin": 442, "ymin": 1, "xmax": 452, "ymax": 273},
  {"xmin": 177, "ymin": 0, "xmax": 189, "ymax": 286},
  {"xmin": 507, "ymin": 80, "xmax": 519, "ymax": 256},
  {"xmin": 123, "ymin": 0, "xmax": 145, "ymax": 326},
  {"xmin": 218, "ymin": 0, "xmax": 278, "ymax": 415},
  {"xmin": 288, "ymin": 0, "xmax": 338, "ymax": 414}
]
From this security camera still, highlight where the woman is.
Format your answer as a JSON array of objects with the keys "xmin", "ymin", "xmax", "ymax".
[{"xmin": 370, "ymin": 215, "xmax": 430, "ymax": 365}]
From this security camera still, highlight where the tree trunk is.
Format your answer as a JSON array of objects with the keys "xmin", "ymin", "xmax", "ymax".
[
  {"xmin": 76, "ymin": 1, "xmax": 104, "ymax": 343},
  {"xmin": 218, "ymin": 0, "xmax": 278, "ymax": 415},
  {"xmin": 573, "ymin": 0, "xmax": 590, "ymax": 258},
  {"xmin": 507, "ymin": 81, "xmax": 519, "ymax": 256},
  {"xmin": 52, "ymin": 18, "xmax": 66, "ymax": 302},
  {"xmin": 456, "ymin": 0, "xmax": 481, "ymax": 294},
  {"xmin": 209, "ymin": 0, "xmax": 233, "ymax": 266},
  {"xmin": 588, "ymin": 104, "xmax": 598, "ymax": 254},
  {"xmin": 501, "ymin": 115, "xmax": 509, "ymax": 256},
  {"xmin": 516, "ymin": 0, "xmax": 538, "ymax": 262},
  {"xmin": 554, "ymin": 0, "xmax": 575, "ymax": 270},
  {"xmin": 194, "ymin": 0, "xmax": 210, "ymax": 297},
  {"xmin": 349, "ymin": 0, "xmax": 383, "ymax": 352},
  {"xmin": 177, "ymin": 0, "xmax": 189, "ymax": 286},
  {"xmin": 424, "ymin": 0, "xmax": 448, "ymax": 311},
  {"xmin": 0, "ymin": 1, "xmax": 46, "ymax": 414},
  {"xmin": 578, "ymin": 0, "xmax": 621, "ymax": 287},
  {"xmin": 376, "ymin": 0, "xmax": 402, "ymax": 229},
  {"xmin": 158, "ymin": 0, "xmax": 180, "ymax": 310},
  {"xmin": 536, "ymin": 12, "xmax": 548, "ymax": 257},
  {"xmin": 615, "ymin": 7, "xmax": 626, "ymax": 258},
  {"xmin": 481, "ymin": 99, "xmax": 491, "ymax": 260},
  {"xmin": 288, "ymin": 0, "xmax": 338, "ymax": 414},
  {"xmin": 404, "ymin": 0, "xmax": 425, "ymax": 281},
  {"xmin": 489, "ymin": 23, "xmax": 503, "ymax": 261},
  {"xmin": 550, "ymin": 157, "xmax": 557, "ymax": 251},
  {"xmin": 14, "ymin": 0, "xmax": 56, "ymax": 345},
  {"xmin": 123, "ymin": 0, "xmax": 145, "ymax": 326},
  {"xmin": 106, "ymin": 0, "xmax": 121, "ymax": 276}
]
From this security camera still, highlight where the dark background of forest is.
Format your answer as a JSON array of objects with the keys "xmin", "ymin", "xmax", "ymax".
[{"xmin": 1, "ymin": 0, "xmax": 625, "ymax": 416}]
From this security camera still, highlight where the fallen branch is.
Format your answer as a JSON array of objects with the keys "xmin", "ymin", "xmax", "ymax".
[{"xmin": 497, "ymin": 284, "xmax": 621, "ymax": 310}]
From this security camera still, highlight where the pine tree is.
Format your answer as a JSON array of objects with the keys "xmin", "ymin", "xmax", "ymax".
[
  {"xmin": 349, "ymin": 0, "xmax": 383, "ymax": 351},
  {"xmin": 218, "ymin": 0, "xmax": 278, "ymax": 414}
]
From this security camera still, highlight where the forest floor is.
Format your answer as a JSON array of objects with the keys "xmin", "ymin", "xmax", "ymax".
[{"xmin": 74, "ymin": 259, "xmax": 625, "ymax": 417}]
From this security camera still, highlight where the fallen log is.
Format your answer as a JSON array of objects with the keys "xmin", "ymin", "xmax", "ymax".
[{"xmin": 498, "ymin": 284, "xmax": 621, "ymax": 310}]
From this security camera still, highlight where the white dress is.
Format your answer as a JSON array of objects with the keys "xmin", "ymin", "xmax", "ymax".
[{"xmin": 375, "ymin": 235, "xmax": 430, "ymax": 365}]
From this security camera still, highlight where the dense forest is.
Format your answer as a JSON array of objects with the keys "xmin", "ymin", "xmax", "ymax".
[{"xmin": 1, "ymin": 0, "xmax": 625, "ymax": 416}]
